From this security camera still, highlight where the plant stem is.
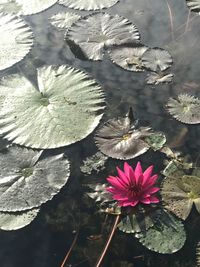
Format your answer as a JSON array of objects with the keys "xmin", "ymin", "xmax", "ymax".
[
  {"xmin": 95, "ymin": 214, "xmax": 120, "ymax": 267},
  {"xmin": 60, "ymin": 230, "xmax": 79, "ymax": 267}
]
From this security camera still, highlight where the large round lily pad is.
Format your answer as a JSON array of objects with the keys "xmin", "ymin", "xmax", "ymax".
[
  {"xmin": 0, "ymin": 146, "xmax": 70, "ymax": 212},
  {"xmin": 0, "ymin": 12, "xmax": 33, "ymax": 71},
  {"xmin": 135, "ymin": 211, "xmax": 186, "ymax": 254},
  {"xmin": 0, "ymin": 208, "xmax": 39, "ymax": 230},
  {"xmin": 166, "ymin": 94, "xmax": 200, "ymax": 124},
  {"xmin": 50, "ymin": 12, "xmax": 81, "ymax": 29},
  {"xmin": 0, "ymin": 0, "xmax": 57, "ymax": 15},
  {"xmin": 67, "ymin": 13, "xmax": 140, "ymax": 60},
  {"xmin": 0, "ymin": 65, "xmax": 105, "ymax": 149},
  {"xmin": 59, "ymin": 0, "xmax": 119, "ymax": 10}
]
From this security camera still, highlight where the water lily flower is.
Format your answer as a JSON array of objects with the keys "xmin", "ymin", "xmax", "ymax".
[{"xmin": 106, "ymin": 162, "xmax": 160, "ymax": 207}]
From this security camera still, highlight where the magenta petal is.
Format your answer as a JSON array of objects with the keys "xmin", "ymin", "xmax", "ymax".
[
  {"xmin": 144, "ymin": 174, "xmax": 158, "ymax": 187},
  {"xmin": 119, "ymin": 200, "xmax": 139, "ymax": 207},
  {"xmin": 123, "ymin": 162, "xmax": 135, "ymax": 182},
  {"xmin": 116, "ymin": 167, "xmax": 129, "ymax": 185},
  {"xmin": 149, "ymin": 196, "xmax": 160, "ymax": 203},
  {"xmin": 140, "ymin": 198, "xmax": 151, "ymax": 204},
  {"xmin": 113, "ymin": 194, "xmax": 129, "ymax": 201},
  {"xmin": 142, "ymin": 165, "xmax": 153, "ymax": 185},
  {"xmin": 134, "ymin": 162, "xmax": 143, "ymax": 183},
  {"xmin": 107, "ymin": 176, "xmax": 125, "ymax": 190},
  {"xmin": 148, "ymin": 187, "xmax": 160, "ymax": 194}
]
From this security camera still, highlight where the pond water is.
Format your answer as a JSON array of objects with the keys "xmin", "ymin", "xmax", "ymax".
[{"xmin": 0, "ymin": 0, "xmax": 200, "ymax": 266}]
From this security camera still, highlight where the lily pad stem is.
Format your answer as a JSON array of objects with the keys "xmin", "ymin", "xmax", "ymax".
[{"xmin": 95, "ymin": 214, "xmax": 120, "ymax": 267}]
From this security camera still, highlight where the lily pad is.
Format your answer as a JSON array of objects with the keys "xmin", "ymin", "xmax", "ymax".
[
  {"xmin": 50, "ymin": 12, "xmax": 81, "ymax": 29},
  {"xmin": 118, "ymin": 207, "xmax": 161, "ymax": 234},
  {"xmin": 162, "ymin": 173, "xmax": 200, "ymax": 220},
  {"xmin": 58, "ymin": 0, "xmax": 119, "ymax": 10},
  {"xmin": 67, "ymin": 13, "xmax": 140, "ymax": 60},
  {"xmin": 0, "ymin": 208, "xmax": 39, "ymax": 231},
  {"xmin": 186, "ymin": 0, "xmax": 200, "ymax": 13},
  {"xmin": 0, "ymin": 65, "xmax": 105, "ymax": 149},
  {"xmin": 135, "ymin": 211, "xmax": 186, "ymax": 254},
  {"xmin": 108, "ymin": 45, "xmax": 148, "ymax": 72},
  {"xmin": 166, "ymin": 94, "xmax": 200, "ymax": 124},
  {"xmin": 0, "ymin": 0, "xmax": 57, "ymax": 15},
  {"xmin": 146, "ymin": 72, "xmax": 174, "ymax": 85},
  {"xmin": 141, "ymin": 48, "xmax": 173, "ymax": 72},
  {"xmin": 145, "ymin": 132, "xmax": 166, "ymax": 151},
  {"xmin": 0, "ymin": 146, "xmax": 70, "ymax": 212},
  {"xmin": 87, "ymin": 183, "xmax": 113, "ymax": 204},
  {"xmin": 0, "ymin": 12, "xmax": 33, "ymax": 71},
  {"xmin": 95, "ymin": 108, "xmax": 152, "ymax": 160}
]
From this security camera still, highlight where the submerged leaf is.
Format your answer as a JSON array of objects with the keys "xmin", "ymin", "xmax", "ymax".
[
  {"xmin": 67, "ymin": 13, "xmax": 140, "ymax": 60},
  {"xmin": 59, "ymin": 0, "xmax": 119, "ymax": 10},
  {"xmin": 0, "ymin": 0, "xmax": 57, "ymax": 15},
  {"xmin": 166, "ymin": 94, "xmax": 200, "ymax": 124},
  {"xmin": 145, "ymin": 132, "xmax": 166, "ymax": 151},
  {"xmin": 95, "ymin": 108, "xmax": 152, "ymax": 160},
  {"xmin": 0, "ymin": 208, "xmax": 39, "ymax": 231},
  {"xmin": 118, "ymin": 207, "xmax": 161, "ymax": 233},
  {"xmin": 0, "ymin": 65, "xmax": 105, "ymax": 149},
  {"xmin": 108, "ymin": 45, "xmax": 148, "ymax": 72},
  {"xmin": 186, "ymin": 0, "xmax": 200, "ymax": 13},
  {"xmin": 50, "ymin": 12, "xmax": 81, "ymax": 29},
  {"xmin": 135, "ymin": 211, "xmax": 186, "ymax": 254},
  {"xmin": 0, "ymin": 146, "xmax": 70, "ymax": 212},
  {"xmin": 141, "ymin": 48, "xmax": 173, "ymax": 72},
  {"xmin": 146, "ymin": 72, "xmax": 173, "ymax": 85},
  {"xmin": 0, "ymin": 13, "xmax": 33, "ymax": 71}
]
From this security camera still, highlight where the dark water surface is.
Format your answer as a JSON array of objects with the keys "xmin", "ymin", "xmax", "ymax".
[{"xmin": 1, "ymin": 0, "xmax": 200, "ymax": 266}]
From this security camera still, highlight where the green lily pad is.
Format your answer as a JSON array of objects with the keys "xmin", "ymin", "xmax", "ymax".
[
  {"xmin": 67, "ymin": 13, "xmax": 140, "ymax": 60},
  {"xmin": 0, "ymin": 208, "xmax": 39, "ymax": 231},
  {"xmin": 50, "ymin": 12, "xmax": 81, "ymax": 29},
  {"xmin": 0, "ymin": 13, "xmax": 33, "ymax": 71},
  {"xmin": 145, "ymin": 132, "xmax": 166, "ymax": 151},
  {"xmin": 0, "ymin": 65, "xmax": 105, "ymax": 149},
  {"xmin": 0, "ymin": 146, "xmax": 70, "ymax": 212},
  {"xmin": 118, "ymin": 207, "xmax": 161, "ymax": 234},
  {"xmin": 135, "ymin": 211, "xmax": 186, "ymax": 254},
  {"xmin": 58, "ymin": 0, "xmax": 119, "ymax": 10},
  {"xmin": 166, "ymin": 94, "xmax": 200, "ymax": 124},
  {"xmin": 0, "ymin": 0, "xmax": 57, "ymax": 15}
]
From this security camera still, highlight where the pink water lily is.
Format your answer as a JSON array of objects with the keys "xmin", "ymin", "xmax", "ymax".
[{"xmin": 106, "ymin": 162, "xmax": 160, "ymax": 207}]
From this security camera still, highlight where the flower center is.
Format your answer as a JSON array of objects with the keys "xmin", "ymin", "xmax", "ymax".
[{"xmin": 128, "ymin": 183, "xmax": 142, "ymax": 197}]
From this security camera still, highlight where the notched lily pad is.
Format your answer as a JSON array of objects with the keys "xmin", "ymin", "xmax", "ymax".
[
  {"xmin": 0, "ymin": 13, "xmax": 33, "ymax": 71},
  {"xmin": 135, "ymin": 211, "xmax": 186, "ymax": 254},
  {"xmin": 67, "ymin": 13, "xmax": 140, "ymax": 60},
  {"xmin": 58, "ymin": 0, "xmax": 119, "ymax": 10},
  {"xmin": 0, "ymin": 65, "xmax": 105, "ymax": 149},
  {"xmin": 0, "ymin": 0, "xmax": 57, "ymax": 15},
  {"xmin": 50, "ymin": 12, "xmax": 81, "ymax": 29},
  {"xmin": 145, "ymin": 132, "xmax": 166, "ymax": 151},
  {"xmin": 0, "ymin": 208, "xmax": 39, "ymax": 231},
  {"xmin": 166, "ymin": 94, "xmax": 200, "ymax": 124},
  {"xmin": 108, "ymin": 45, "xmax": 148, "ymax": 72},
  {"xmin": 95, "ymin": 108, "xmax": 152, "ymax": 160},
  {"xmin": 141, "ymin": 48, "xmax": 173, "ymax": 72},
  {"xmin": 146, "ymin": 72, "xmax": 173, "ymax": 85},
  {"xmin": 118, "ymin": 207, "xmax": 161, "ymax": 234},
  {"xmin": 186, "ymin": 0, "xmax": 200, "ymax": 13},
  {"xmin": 0, "ymin": 146, "xmax": 70, "ymax": 212}
]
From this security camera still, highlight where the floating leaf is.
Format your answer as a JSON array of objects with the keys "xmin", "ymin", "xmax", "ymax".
[
  {"xmin": 162, "ymin": 173, "xmax": 200, "ymax": 220},
  {"xmin": 145, "ymin": 132, "xmax": 166, "ymax": 151},
  {"xmin": 108, "ymin": 45, "xmax": 148, "ymax": 72},
  {"xmin": 141, "ymin": 48, "xmax": 172, "ymax": 72},
  {"xmin": 186, "ymin": 0, "xmax": 200, "ymax": 13},
  {"xmin": 135, "ymin": 211, "xmax": 186, "ymax": 254},
  {"xmin": 80, "ymin": 151, "xmax": 108, "ymax": 175},
  {"xmin": 146, "ymin": 72, "xmax": 174, "ymax": 85},
  {"xmin": 59, "ymin": 0, "xmax": 119, "ymax": 10},
  {"xmin": 0, "ymin": 65, "xmax": 105, "ymax": 149},
  {"xmin": 67, "ymin": 13, "xmax": 140, "ymax": 60},
  {"xmin": 166, "ymin": 94, "xmax": 200, "ymax": 124},
  {"xmin": 0, "ymin": 13, "xmax": 33, "ymax": 71},
  {"xmin": 118, "ymin": 207, "xmax": 161, "ymax": 234},
  {"xmin": 50, "ymin": 12, "xmax": 81, "ymax": 29},
  {"xmin": 87, "ymin": 183, "xmax": 113, "ymax": 204},
  {"xmin": 0, "ymin": 208, "xmax": 39, "ymax": 231},
  {"xmin": 0, "ymin": 146, "xmax": 70, "ymax": 212},
  {"xmin": 95, "ymin": 108, "xmax": 152, "ymax": 160},
  {"xmin": 0, "ymin": 0, "xmax": 57, "ymax": 15}
]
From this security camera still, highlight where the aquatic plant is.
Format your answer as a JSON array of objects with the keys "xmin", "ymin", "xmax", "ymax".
[
  {"xmin": 50, "ymin": 12, "xmax": 81, "ymax": 29},
  {"xmin": 106, "ymin": 162, "xmax": 160, "ymax": 207},
  {"xmin": 59, "ymin": 0, "xmax": 119, "ymax": 10}
]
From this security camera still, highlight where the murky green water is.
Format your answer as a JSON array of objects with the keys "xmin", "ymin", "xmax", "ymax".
[{"xmin": 1, "ymin": 0, "xmax": 200, "ymax": 266}]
